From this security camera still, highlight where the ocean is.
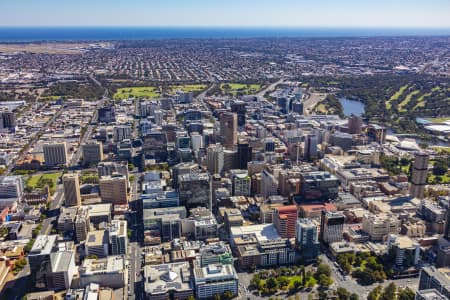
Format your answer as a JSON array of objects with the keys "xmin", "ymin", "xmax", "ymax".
[{"xmin": 0, "ymin": 27, "xmax": 449, "ymax": 42}]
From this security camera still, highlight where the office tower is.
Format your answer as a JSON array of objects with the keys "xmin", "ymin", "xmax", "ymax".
[
  {"xmin": 85, "ymin": 230, "xmax": 109, "ymax": 258},
  {"xmin": 154, "ymin": 109, "xmax": 163, "ymax": 126},
  {"xmin": 99, "ymin": 174, "xmax": 128, "ymax": 204},
  {"xmin": 410, "ymin": 152, "xmax": 429, "ymax": 199},
  {"xmin": 330, "ymin": 132, "xmax": 353, "ymax": 151},
  {"xmin": 193, "ymin": 263, "xmax": 239, "ymax": 300},
  {"xmin": 348, "ymin": 114, "xmax": 363, "ymax": 134},
  {"xmin": 28, "ymin": 235, "xmax": 58, "ymax": 284},
  {"xmin": 109, "ymin": 220, "xmax": 127, "ymax": 255},
  {"xmin": 142, "ymin": 131, "xmax": 168, "ymax": 162},
  {"xmin": 43, "ymin": 142, "xmax": 68, "ymax": 166},
  {"xmin": 304, "ymin": 134, "xmax": 318, "ymax": 160},
  {"xmin": 113, "ymin": 125, "xmax": 132, "ymax": 142},
  {"xmin": 191, "ymin": 132, "xmax": 203, "ymax": 152},
  {"xmin": 362, "ymin": 213, "xmax": 400, "ymax": 241},
  {"xmin": 82, "ymin": 142, "xmax": 103, "ymax": 166},
  {"xmin": 299, "ymin": 171, "xmax": 339, "ymax": 202},
  {"xmin": 178, "ymin": 173, "xmax": 211, "ymax": 210},
  {"xmin": 171, "ymin": 162, "xmax": 199, "ymax": 189},
  {"xmin": 220, "ymin": 112, "xmax": 238, "ymax": 150},
  {"xmin": 182, "ymin": 207, "xmax": 218, "ymax": 240},
  {"xmin": 47, "ymin": 250, "xmax": 76, "ymax": 291},
  {"xmin": 231, "ymin": 101, "xmax": 246, "ymax": 127},
  {"xmin": 206, "ymin": 144, "xmax": 224, "ymax": 174},
  {"xmin": 98, "ymin": 105, "xmax": 116, "ymax": 123},
  {"xmin": 63, "ymin": 173, "xmax": 81, "ymax": 207},
  {"xmin": 98, "ymin": 161, "xmax": 129, "ymax": 180},
  {"xmin": 79, "ymin": 256, "xmax": 126, "ymax": 289},
  {"xmin": 236, "ymin": 142, "xmax": 252, "ymax": 170},
  {"xmin": 320, "ymin": 210, "xmax": 345, "ymax": 244},
  {"xmin": 0, "ymin": 176, "xmax": 24, "ymax": 199},
  {"xmin": 0, "ymin": 111, "xmax": 16, "ymax": 131},
  {"xmin": 143, "ymin": 207, "xmax": 186, "ymax": 242},
  {"xmin": 230, "ymin": 170, "xmax": 251, "ymax": 196},
  {"xmin": 274, "ymin": 205, "xmax": 297, "ymax": 238},
  {"xmin": 144, "ymin": 262, "xmax": 194, "ymax": 299},
  {"xmin": 261, "ymin": 169, "xmax": 278, "ymax": 199},
  {"xmin": 418, "ymin": 266, "xmax": 450, "ymax": 298},
  {"xmin": 296, "ymin": 218, "xmax": 320, "ymax": 260},
  {"xmin": 291, "ymin": 101, "xmax": 303, "ymax": 114},
  {"xmin": 75, "ymin": 207, "xmax": 89, "ymax": 242},
  {"xmin": 386, "ymin": 234, "xmax": 420, "ymax": 269}
]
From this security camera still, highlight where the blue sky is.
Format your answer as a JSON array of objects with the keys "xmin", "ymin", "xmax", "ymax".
[{"xmin": 1, "ymin": 0, "xmax": 449, "ymax": 27}]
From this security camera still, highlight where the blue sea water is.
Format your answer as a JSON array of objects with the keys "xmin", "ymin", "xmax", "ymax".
[{"xmin": 0, "ymin": 27, "xmax": 449, "ymax": 42}]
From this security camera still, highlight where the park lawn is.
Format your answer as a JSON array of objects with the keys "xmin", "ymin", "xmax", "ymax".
[
  {"xmin": 398, "ymin": 90, "xmax": 421, "ymax": 112},
  {"xmin": 401, "ymin": 165, "xmax": 410, "ymax": 174},
  {"xmin": 40, "ymin": 95, "xmax": 62, "ymax": 101},
  {"xmin": 220, "ymin": 83, "xmax": 262, "ymax": 96},
  {"xmin": 413, "ymin": 92, "xmax": 430, "ymax": 110},
  {"xmin": 114, "ymin": 87, "xmax": 160, "ymax": 100},
  {"xmin": 287, "ymin": 275, "xmax": 303, "ymax": 289},
  {"xmin": 428, "ymin": 173, "xmax": 450, "ymax": 184},
  {"xmin": 386, "ymin": 84, "xmax": 409, "ymax": 109},
  {"xmin": 431, "ymin": 146, "xmax": 450, "ymax": 154},
  {"xmin": 169, "ymin": 84, "xmax": 207, "ymax": 93},
  {"xmin": 432, "ymin": 86, "xmax": 442, "ymax": 92},
  {"xmin": 27, "ymin": 172, "xmax": 61, "ymax": 188},
  {"xmin": 315, "ymin": 103, "xmax": 328, "ymax": 114}
]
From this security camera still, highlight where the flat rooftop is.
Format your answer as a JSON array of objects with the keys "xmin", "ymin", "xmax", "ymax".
[{"xmin": 230, "ymin": 224, "xmax": 281, "ymax": 242}]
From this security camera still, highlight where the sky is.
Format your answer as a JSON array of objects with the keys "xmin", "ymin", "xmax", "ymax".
[{"xmin": 1, "ymin": 0, "xmax": 449, "ymax": 28}]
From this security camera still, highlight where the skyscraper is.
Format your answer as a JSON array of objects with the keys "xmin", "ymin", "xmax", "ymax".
[
  {"xmin": 82, "ymin": 142, "xmax": 104, "ymax": 166},
  {"xmin": 109, "ymin": 220, "xmax": 128, "ymax": 255},
  {"xmin": 304, "ymin": 134, "xmax": 318, "ymax": 160},
  {"xmin": 320, "ymin": 210, "xmax": 345, "ymax": 244},
  {"xmin": 220, "ymin": 112, "xmax": 237, "ymax": 150},
  {"xmin": 206, "ymin": 143, "xmax": 224, "ymax": 175},
  {"xmin": 99, "ymin": 174, "xmax": 129, "ymax": 204},
  {"xmin": 296, "ymin": 218, "xmax": 320, "ymax": 260},
  {"xmin": 348, "ymin": 114, "xmax": 363, "ymax": 134},
  {"xmin": 410, "ymin": 152, "xmax": 429, "ymax": 199},
  {"xmin": 231, "ymin": 101, "xmax": 246, "ymax": 127},
  {"xmin": 63, "ymin": 173, "xmax": 81, "ymax": 207},
  {"xmin": 236, "ymin": 142, "xmax": 252, "ymax": 170}
]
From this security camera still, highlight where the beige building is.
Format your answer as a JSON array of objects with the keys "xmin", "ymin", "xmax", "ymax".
[
  {"xmin": 362, "ymin": 213, "xmax": 400, "ymax": 241},
  {"xmin": 63, "ymin": 173, "xmax": 81, "ymax": 207},
  {"xmin": 99, "ymin": 174, "xmax": 128, "ymax": 204},
  {"xmin": 220, "ymin": 112, "xmax": 237, "ymax": 150}
]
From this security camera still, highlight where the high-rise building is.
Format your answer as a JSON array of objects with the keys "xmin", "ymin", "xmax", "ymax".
[
  {"xmin": 348, "ymin": 114, "xmax": 363, "ymax": 134},
  {"xmin": 296, "ymin": 218, "xmax": 320, "ymax": 260},
  {"xmin": 0, "ymin": 176, "xmax": 24, "ymax": 200},
  {"xmin": 98, "ymin": 106, "xmax": 116, "ymax": 123},
  {"xmin": 85, "ymin": 230, "xmax": 109, "ymax": 258},
  {"xmin": 43, "ymin": 142, "xmax": 68, "ymax": 166},
  {"xmin": 304, "ymin": 134, "xmax": 318, "ymax": 160},
  {"xmin": 299, "ymin": 171, "xmax": 339, "ymax": 202},
  {"xmin": 63, "ymin": 173, "xmax": 81, "ymax": 207},
  {"xmin": 193, "ymin": 264, "xmax": 239, "ymax": 300},
  {"xmin": 178, "ymin": 173, "xmax": 211, "ymax": 210},
  {"xmin": 206, "ymin": 144, "xmax": 224, "ymax": 175},
  {"xmin": 28, "ymin": 235, "xmax": 58, "ymax": 284},
  {"xmin": 220, "ymin": 112, "xmax": 237, "ymax": 150},
  {"xmin": 410, "ymin": 152, "xmax": 429, "ymax": 199},
  {"xmin": 418, "ymin": 266, "xmax": 450, "ymax": 298},
  {"xmin": 82, "ymin": 142, "xmax": 103, "ymax": 166},
  {"xmin": 75, "ymin": 207, "xmax": 89, "ymax": 242},
  {"xmin": 47, "ymin": 250, "xmax": 77, "ymax": 291},
  {"xmin": 98, "ymin": 161, "xmax": 129, "ymax": 180},
  {"xmin": 231, "ymin": 101, "xmax": 246, "ymax": 127},
  {"xmin": 230, "ymin": 170, "xmax": 251, "ymax": 196},
  {"xmin": 274, "ymin": 205, "xmax": 297, "ymax": 238},
  {"xmin": 320, "ymin": 211, "xmax": 345, "ymax": 244},
  {"xmin": 113, "ymin": 125, "xmax": 132, "ymax": 142},
  {"xmin": 0, "ymin": 111, "xmax": 16, "ymax": 131},
  {"xmin": 109, "ymin": 220, "xmax": 127, "ymax": 255},
  {"xmin": 99, "ymin": 174, "xmax": 128, "ymax": 204},
  {"xmin": 261, "ymin": 169, "xmax": 278, "ymax": 199},
  {"xmin": 236, "ymin": 142, "xmax": 252, "ymax": 170},
  {"xmin": 387, "ymin": 234, "xmax": 420, "ymax": 269}
]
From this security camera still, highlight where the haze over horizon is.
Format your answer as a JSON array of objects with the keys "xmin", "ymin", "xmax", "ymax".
[{"xmin": 1, "ymin": 0, "xmax": 450, "ymax": 28}]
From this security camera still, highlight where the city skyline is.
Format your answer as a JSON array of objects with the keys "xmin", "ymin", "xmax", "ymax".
[{"xmin": 1, "ymin": 0, "xmax": 450, "ymax": 28}]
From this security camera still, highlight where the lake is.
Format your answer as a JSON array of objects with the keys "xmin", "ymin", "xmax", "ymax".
[{"xmin": 339, "ymin": 97, "xmax": 365, "ymax": 117}]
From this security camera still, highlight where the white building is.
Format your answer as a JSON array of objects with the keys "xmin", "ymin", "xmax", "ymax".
[
  {"xmin": 193, "ymin": 264, "xmax": 238, "ymax": 299},
  {"xmin": 109, "ymin": 220, "xmax": 127, "ymax": 255},
  {"xmin": 362, "ymin": 213, "xmax": 400, "ymax": 241}
]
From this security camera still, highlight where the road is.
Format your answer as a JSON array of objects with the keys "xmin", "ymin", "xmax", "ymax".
[
  {"xmin": 128, "ymin": 242, "xmax": 143, "ymax": 300},
  {"xmin": 302, "ymin": 92, "xmax": 327, "ymax": 116}
]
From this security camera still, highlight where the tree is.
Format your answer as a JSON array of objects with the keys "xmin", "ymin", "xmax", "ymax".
[
  {"xmin": 315, "ymin": 263, "xmax": 331, "ymax": 279},
  {"xmin": 214, "ymin": 294, "xmax": 221, "ymax": 300},
  {"xmin": 380, "ymin": 282, "xmax": 397, "ymax": 300},
  {"xmin": 222, "ymin": 290, "xmax": 234, "ymax": 300},
  {"xmin": 398, "ymin": 287, "xmax": 415, "ymax": 300},
  {"xmin": 266, "ymin": 277, "xmax": 278, "ymax": 291},
  {"xmin": 318, "ymin": 274, "xmax": 332, "ymax": 288},
  {"xmin": 350, "ymin": 294, "xmax": 359, "ymax": 300},
  {"xmin": 337, "ymin": 287, "xmax": 351, "ymax": 300},
  {"xmin": 367, "ymin": 285, "xmax": 383, "ymax": 300}
]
